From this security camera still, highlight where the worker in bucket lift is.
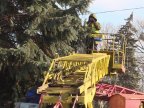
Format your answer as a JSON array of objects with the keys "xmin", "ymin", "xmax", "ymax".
[{"xmin": 86, "ymin": 13, "xmax": 103, "ymax": 52}]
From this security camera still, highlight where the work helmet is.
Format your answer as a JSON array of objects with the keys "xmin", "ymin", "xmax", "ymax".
[{"xmin": 89, "ymin": 13, "xmax": 97, "ymax": 20}]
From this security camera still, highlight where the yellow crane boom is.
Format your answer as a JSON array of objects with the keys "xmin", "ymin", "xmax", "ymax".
[{"xmin": 37, "ymin": 34, "xmax": 126, "ymax": 108}]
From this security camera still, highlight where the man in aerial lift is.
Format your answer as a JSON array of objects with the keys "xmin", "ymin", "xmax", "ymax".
[{"xmin": 86, "ymin": 13, "xmax": 103, "ymax": 53}]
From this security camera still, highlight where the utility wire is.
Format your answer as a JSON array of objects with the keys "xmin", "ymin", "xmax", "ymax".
[{"xmin": 94, "ymin": 6, "xmax": 144, "ymax": 14}]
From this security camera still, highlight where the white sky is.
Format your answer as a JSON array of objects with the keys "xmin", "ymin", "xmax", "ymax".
[
  {"xmin": 90, "ymin": 0, "xmax": 144, "ymax": 10},
  {"xmin": 81, "ymin": 0, "xmax": 144, "ymax": 26}
]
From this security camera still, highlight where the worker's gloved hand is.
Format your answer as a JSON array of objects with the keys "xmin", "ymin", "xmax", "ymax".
[{"xmin": 89, "ymin": 18, "xmax": 95, "ymax": 23}]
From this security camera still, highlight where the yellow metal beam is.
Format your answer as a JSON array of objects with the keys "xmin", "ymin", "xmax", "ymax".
[
  {"xmin": 38, "ymin": 53, "xmax": 111, "ymax": 108},
  {"xmin": 37, "ymin": 33, "xmax": 127, "ymax": 108}
]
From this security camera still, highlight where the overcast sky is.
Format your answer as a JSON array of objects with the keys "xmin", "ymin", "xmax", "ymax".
[{"xmin": 81, "ymin": 0, "xmax": 144, "ymax": 26}]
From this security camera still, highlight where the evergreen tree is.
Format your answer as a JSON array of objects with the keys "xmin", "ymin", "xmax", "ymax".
[
  {"xmin": 0, "ymin": 0, "xmax": 91, "ymax": 105},
  {"xmin": 117, "ymin": 13, "xmax": 140, "ymax": 89}
]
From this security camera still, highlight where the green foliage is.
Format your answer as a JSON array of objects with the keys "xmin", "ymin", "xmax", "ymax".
[
  {"xmin": 25, "ymin": 0, "xmax": 90, "ymax": 56},
  {"xmin": 0, "ymin": 40, "xmax": 50, "ymax": 103},
  {"xmin": 117, "ymin": 13, "xmax": 140, "ymax": 89},
  {"xmin": 0, "ymin": 0, "xmax": 91, "ymax": 105}
]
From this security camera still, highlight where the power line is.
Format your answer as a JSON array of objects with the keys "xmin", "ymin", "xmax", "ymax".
[{"xmin": 95, "ymin": 6, "xmax": 144, "ymax": 14}]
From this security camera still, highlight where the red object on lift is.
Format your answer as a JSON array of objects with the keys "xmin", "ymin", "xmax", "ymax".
[
  {"xmin": 96, "ymin": 83, "xmax": 144, "ymax": 100},
  {"xmin": 109, "ymin": 94, "xmax": 144, "ymax": 108}
]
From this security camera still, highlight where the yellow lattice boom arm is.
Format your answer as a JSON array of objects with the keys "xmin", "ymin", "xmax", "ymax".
[
  {"xmin": 37, "ymin": 53, "xmax": 110, "ymax": 108},
  {"xmin": 37, "ymin": 34, "xmax": 126, "ymax": 108}
]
